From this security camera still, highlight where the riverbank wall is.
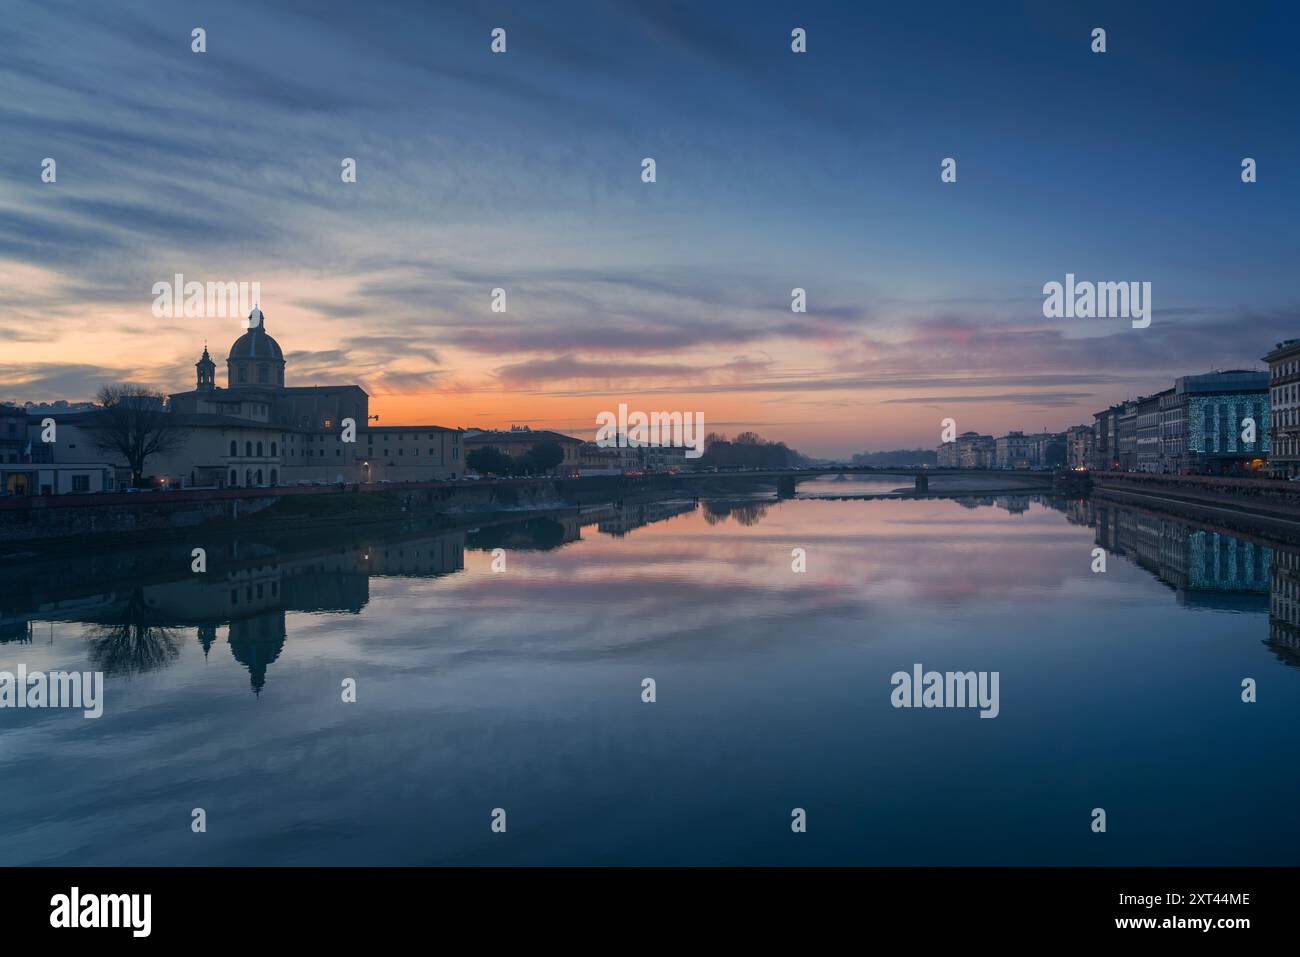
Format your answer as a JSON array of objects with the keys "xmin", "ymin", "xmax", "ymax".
[{"xmin": 1090, "ymin": 470, "xmax": 1300, "ymax": 531}]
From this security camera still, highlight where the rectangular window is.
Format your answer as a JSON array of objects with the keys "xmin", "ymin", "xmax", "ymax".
[{"xmin": 72, "ymin": 474, "xmax": 89, "ymax": 492}]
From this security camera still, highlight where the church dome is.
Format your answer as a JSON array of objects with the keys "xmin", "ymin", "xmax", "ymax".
[{"xmin": 228, "ymin": 307, "xmax": 284, "ymax": 361}]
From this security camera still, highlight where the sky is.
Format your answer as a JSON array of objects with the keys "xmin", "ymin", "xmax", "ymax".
[{"xmin": 1, "ymin": 0, "xmax": 1298, "ymax": 458}]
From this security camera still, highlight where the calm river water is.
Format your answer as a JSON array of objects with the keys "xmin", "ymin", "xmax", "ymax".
[{"xmin": 2, "ymin": 494, "xmax": 1298, "ymax": 865}]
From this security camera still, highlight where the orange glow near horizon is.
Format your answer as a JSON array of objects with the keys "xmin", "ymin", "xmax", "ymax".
[{"xmin": 0, "ymin": 271, "xmax": 1114, "ymax": 458}]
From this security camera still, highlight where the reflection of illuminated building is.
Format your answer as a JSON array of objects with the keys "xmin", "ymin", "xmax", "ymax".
[
  {"xmin": 1092, "ymin": 504, "xmax": 1269, "ymax": 609},
  {"xmin": 1186, "ymin": 531, "xmax": 1269, "ymax": 596},
  {"xmin": 1267, "ymin": 546, "xmax": 1300, "ymax": 665}
]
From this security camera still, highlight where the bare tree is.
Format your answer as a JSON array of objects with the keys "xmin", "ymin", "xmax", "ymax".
[{"xmin": 83, "ymin": 385, "xmax": 190, "ymax": 487}]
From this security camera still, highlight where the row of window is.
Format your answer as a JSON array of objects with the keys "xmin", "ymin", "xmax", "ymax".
[
  {"xmin": 230, "ymin": 440, "xmax": 278, "ymax": 457},
  {"xmin": 1274, "ymin": 409, "xmax": 1300, "ymax": 429},
  {"xmin": 365, "ymin": 447, "xmax": 459, "ymax": 458},
  {"xmin": 1272, "ymin": 360, "xmax": 1300, "ymax": 381},
  {"xmin": 370, "ymin": 432, "xmax": 459, "ymax": 443},
  {"xmin": 231, "ymin": 581, "xmax": 279, "ymax": 605}
]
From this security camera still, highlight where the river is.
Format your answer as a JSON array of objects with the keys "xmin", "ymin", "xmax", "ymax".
[{"xmin": 1, "ymin": 493, "xmax": 1297, "ymax": 865}]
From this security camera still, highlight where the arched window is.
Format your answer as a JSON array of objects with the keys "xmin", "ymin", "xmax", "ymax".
[
  {"xmin": 245, "ymin": 469, "xmax": 252, "ymax": 486},
  {"xmin": 256, "ymin": 468, "xmax": 263, "ymax": 485},
  {"xmin": 245, "ymin": 441, "xmax": 252, "ymax": 456},
  {"xmin": 271, "ymin": 442, "xmax": 277, "ymax": 456},
  {"xmin": 229, "ymin": 469, "xmax": 237, "ymax": 486},
  {"xmin": 229, "ymin": 440, "xmax": 237, "ymax": 456},
  {"xmin": 256, "ymin": 441, "xmax": 263, "ymax": 456},
  {"xmin": 270, "ymin": 469, "xmax": 278, "ymax": 485}
]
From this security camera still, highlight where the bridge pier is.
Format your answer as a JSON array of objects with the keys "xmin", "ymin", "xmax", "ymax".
[{"xmin": 914, "ymin": 473, "xmax": 929, "ymax": 493}]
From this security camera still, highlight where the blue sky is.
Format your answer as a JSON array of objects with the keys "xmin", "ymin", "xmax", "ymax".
[{"xmin": 1, "ymin": 0, "xmax": 1298, "ymax": 455}]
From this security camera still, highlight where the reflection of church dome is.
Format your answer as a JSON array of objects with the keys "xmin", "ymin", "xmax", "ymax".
[
  {"xmin": 196, "ymin": 624, "xmax": 217, "ymax": 658},
  {"xmin": 228, "ymin": 612, "xmax": 287, "ymax": 694}
]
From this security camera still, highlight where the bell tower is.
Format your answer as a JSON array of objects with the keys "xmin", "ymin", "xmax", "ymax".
[{"xmin": 196, "ymin": 345, "xmax": 216, "ymax": 392}]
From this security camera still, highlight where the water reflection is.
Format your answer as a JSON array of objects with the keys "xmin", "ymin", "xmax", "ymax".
[
  {"xmin": 700, "ymin": 500, "xmax": 771, "ymax": 526},
  {"xmin": 1082, "ymin": 504, "xmax": 1270, "ymax": 610},
  {"xmin": 85, "ymin": 617, "xmax": 184, "ymax": 676},
  {"xmin": 6, "ymin": 493, "xmax": 1300, "ymax": 694},
  {"xmin": 3, "ymin": 492, "xmax": 1300, "ymax": 865},
  {"xmin": 1, "ymin": 502, "xmax": 717, "ymax": 694},
  {"xmin": 1060, "ymin": 497, "xmax": 1300, "ymax": 666}
]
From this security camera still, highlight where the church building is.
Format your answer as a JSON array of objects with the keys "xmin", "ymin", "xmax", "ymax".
[{"xmin": 40, "ymin": 307, "xmax": 461, "ymax": 489}]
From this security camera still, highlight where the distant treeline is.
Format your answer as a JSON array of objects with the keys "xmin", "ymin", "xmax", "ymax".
[
  {"xmin": 850, "ymin": 449, "xmax": 938, "ymax": 467},
  {"xmin": 697, "ymin": 432, "xmax": 803, "ymax": 469}
]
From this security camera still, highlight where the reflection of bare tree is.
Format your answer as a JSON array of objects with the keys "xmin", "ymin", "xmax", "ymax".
[
  {"xmin": 84, "ymin": 622, "xmax": 182, "ymax": 675},
  {"xmin": 82, "ymin": 587, "xmax": 183, "ymax": 676},
  {"xmin": 701, "ymin": 500, "xmax": 771, "ymax": 526},
  {"xmin": 701, "ymin": 503, "xmax": 728, "ymax": 525},
  {"xmin": 730, "ymin": 503, "xmax": 770, "ymax": 526}
]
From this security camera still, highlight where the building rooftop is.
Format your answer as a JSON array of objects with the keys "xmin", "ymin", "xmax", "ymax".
[
  {"xmin": 366, "ymin": 424, "xmax": 461, "ymax": 433},
  {"xmin": 464, "ymin": 429, "xmax": 582, "ymax": 444},
  {"xmin": 1175, "ymin": 370, "xmax": 1268, "ymax": 395},
  {"xmin": 1264, "ymin": 340, "xmax": 1300, "ymax": 360}
]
